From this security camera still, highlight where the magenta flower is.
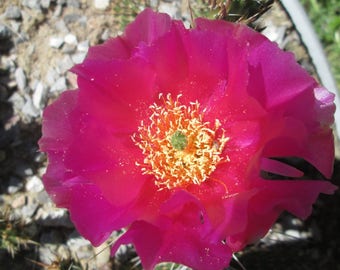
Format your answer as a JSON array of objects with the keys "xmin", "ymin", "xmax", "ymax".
[{"xmin": 39, "ymin": 9, "xmax": 336, "ymax": 270}]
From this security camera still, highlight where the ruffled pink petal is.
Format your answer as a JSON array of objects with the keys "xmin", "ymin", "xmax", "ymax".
[
  {"xmin": 314, "ymin": 87, "xmax": 336, "ymax": 126},
  {"xmin": 192, "ymin": 21, "xmax": 267, "ymax": 124},
  {"xmin": 181, "ymin": 20, "xmax": 247, "ymax": 105},
  {"xmin": 136, "ymin": 22, "xmax": 189, "ymax": 93},
  {"xmin": 72, "ymin": 57, "xmax": 157, "ymax": 123},
  {"xmin": 124, "ymin": 8, "xmax": 172, "ymax": 48},
  {"xmin": 247, "ymin": 39, "xmax": 317, "ymax": 109},
  {"xmin": 40, "ymin": 78, "xmax": 151, "ymax": 211},
  {"xmin": 261, "ymin": 116, "xmax": 334, "ymax": 178},
  {"xmin": 112, "ymin": 191, "xmax": 233, "ymax": 270},
  {"xmin": 86, "ymin": 37, "xmax": 131, "ymax": 61},
  {"xmin": 42, "ymin": 147, "xmax": 146, "ymax": 246},
  {"xmin": 227, "ymin": 178, "xmax": 337, "ymax": 251},
  {"xmin": 210, "ymin": 119, "xmax": 262, "ymax": 192},
  {"xmin": 39, "ymin": 90, "xmax": 78, "ymax": 152},
  {"xmin": 86, "ymin": 8, "xmax": 173, "ymax": 61},
  {"xmin": 47, "ymin": 176, "xmax": 136, "ymax": 245}
]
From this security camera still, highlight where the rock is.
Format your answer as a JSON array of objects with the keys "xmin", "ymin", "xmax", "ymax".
[
  {"xmin": 158, "ymin": 2, "xmax": 181, "ymax": 19},
  {"xmin": 57, "ymin": 244, "xmax": 71, "ymax": 260},
  {"xmin": 50, "ymin": 77, "xmax": 67, "ymax": 92},
  {"xmin": 64, "ymin": 13, "xmax": 82, "ymax": 24},
  {"xmin": 64, "ymin": 33, "xmax": 77, "ymax": 45},
  {"xmin": 39, "ymin": 243, "xmax": 71, "ymax": 266},
  {"xmin": 262, "ymin": 23, "xmax": 287, "ymax": 48},
  {"xmin": 12, "ymin": 194, "xmax": 27, "ymax": 208},
  {"xmin": 57, "ymin": 0, "xmax": 67, "ymax": 5},
  {"xmin": 35, "ymin": 152, "xmax": 46, "ymax": 164},
  {"xmin": 32, "ymin": 81, "xmax": 45, "ymax": 109},
  {"xmin": 26, "ymin": 175, "xmax": 44, "ymax": 193},
  {"xmin": 4, "ymin": 6, "xmax": 22, "ymax": 20},
  {"xmin": 94, "ymin": 0, "xmax": 110, "ymax": 10},
  {"xmin": 67, "ymin": 232, "xmax": 93, "ymax": 262},
  {"xmin": 101, "ymin": 29, "xmax": 110, "ymax": 41},
  {"xmin": 0, "ymin": 24, "xmax": 12, "ymax": 40},
  {"xmin": 285, "ymin": 229, "xmax": 302, "ymax": 239},
  {"xmin": 15, "ymin": 162, "xmax": 34, "ymax": 177},
  {"xmin": 7, "ymin": 176, "xmax": 24, "ymax": 194},
  {"xmin": 9, "ymin": 92, "xmax": 25, "ymax": 112},
  {"xmin": 36, "ymin": 207, "xmax": 74, "ymax": 228},
  {"xmin": 62, "ymin": 43, "xmax": 77, "ymax": 54},
  {"xmin": 39, "ymin": 245, "xmax": 58, "ymax": 265},
  {"xmin": 22, "ymin": 98, "xmax": 40, "ymax": 117},
  {"xmin": 36, "ymin": 190, "xmax": 51, "ymax": 205},
  {"xmin": 21, "ymin": 200, "xmax": 39, "ymax": 219},
  {"xmin": 77, "ymin": 40, "xmax": 89, "ymax": 52},
  {"xmin": 22, "ymin": 0, "xmax": 41, "ymax": 10},
  {"xmin": 71, "ymin": 52, "xmax": 86, "ymax": 64},
  {"xmin": 15, "ymin": 67, "xmax": 27, "ymax": 91},
  {"xmin": 45, "ymin": 67, "xmax": 59, "ymax": 86},
  {"xmin": 57, "ymin": 55, "xmax": 73, "ymax": 74},
  {"xmin": 53, "ymin": 5, "xmax": 63, "ymax": 17},
  {"xmin": 41, "ymin": 0, "xmax": 51, "ymax": 9},
  {"xmin": 49, "ymin": 36, "xmax": 64, "ymax": 48},
  {"xmin": 67, "ymin": 0, "xmax": 81, "ymax": 8},
  {"xmin": 93, "ymin": 242, "xmax": 111, "ymax": 268},
  {"xmin": 55, "ymin": 20, "xmax": 69, "ymax": 33}
]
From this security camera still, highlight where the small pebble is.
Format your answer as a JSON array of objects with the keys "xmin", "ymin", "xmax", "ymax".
[
  {"xmin": 7, "ymin": 177, "xmax": 24, "ymax": 194},
  {"xmin": 21, "ymin": 201, "xmax": 39, "ymax": 219},
  {"xmin": 64, "ymin": 33, "xmax": 77, "ymax": 45},
  {"xmin": 62, "ymin": 43, "xmax": 77, "ymax": 54},
  {"xmin": 67, "ymin": 0, "xmax": 81, "ymax": 8},
  {"xmin": 26, "ymin": 175, "xmax": 44, "ymax": 193},
  {"xmin": 158, "ymin": 2, "xmax": 181, "ymax": 19},
  {"xmin": 15, "ymin": 67, "xmax": 27, "ymax": 91},
  {"xmin": 41, "ymin": 0, "xmax": 51, "ymax": 9},
  {"xmin": 64, "ymin": 13, "xmax": 82, "ymax": 24},
  {"xmin": 17, "ymin": 164, "xmax": 34, "ymax": 177},
  {"xmin": 32, "ymin": 81, "xmax": 45, "ymax": 109},
  {"xmin": 22, "ymin": 99, "xmax": 40, "ymax": 117},
  {"xmin": 12, "ymin": 195, "xmax": 27, "ymax": 208},
  {"xmin": 51, "ymin": 77, "xmax": 67, "ymax": 92},
  {"xmin": 49, "ymin": 36, "xmax": 64, "ymax": 48},
  {"xmin": 94, "ymin": 0, "xmax": 110, "ymax": 10},
  {"xmin": 4, "ymin": 6, "xmax": 22, "ymax": 20},
  {"xmin": 54, "ymin": 20, "xmax": 68, "ymax": 33},
  {"xmin": 71, "ymin": 52, "xmax": 86, "ymax": 64},
  {"xmin": 57, "ymin": 55, "xmax": 73, "ymax": 74},
  {"xmin": 45, "ymin": 67, "xmax": 59, "ymax": 85},
  {"xmin": 285, "ymin": 229, "xmax": 301, "ymax": 239},
  {"xmin": 9, "ymin": 92, "xmax": 25, "ymax": 112},
  {"xmin": 0, "ymin": 24, "xmax": 12, "ymax": 40},
  {"xmin": 36, "ymin": 207, "xmax": 74, "ymax": 228},
  {"xmin": 39, "ymin": 245, "xmax": 58, "ymax": 265},
  {"xmin": 77, "ymin": 40, "xmax": 89, "ymax": 52},
  {"xmin": 23, "ymin": 0, "xmax": 41, "ymax": 10}
]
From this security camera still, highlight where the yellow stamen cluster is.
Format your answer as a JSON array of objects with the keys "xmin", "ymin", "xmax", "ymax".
[{"xmin": 132, "ymin": 93, "xmax": 229, "ymax": 189}]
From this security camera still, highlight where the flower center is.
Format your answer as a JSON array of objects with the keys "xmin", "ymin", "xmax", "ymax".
[{"xmin": 132, "ymin": 93, "xmax": 229, "ymax": 189}]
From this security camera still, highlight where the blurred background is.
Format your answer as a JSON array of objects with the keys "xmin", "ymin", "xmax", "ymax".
[{"xmin": 0, "ymin": 1, "xmax": 339, "ymax": 269}]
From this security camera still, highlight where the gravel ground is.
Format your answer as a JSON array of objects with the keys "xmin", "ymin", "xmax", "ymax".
[{"xmin": 0, "ymin": 1, "xmax": 339, "ymax": 269}]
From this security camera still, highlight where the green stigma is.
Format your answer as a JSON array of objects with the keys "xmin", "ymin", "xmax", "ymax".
[{"xmin": 171, "ymin": 131, "xmax": 188, "ymax": 151}]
